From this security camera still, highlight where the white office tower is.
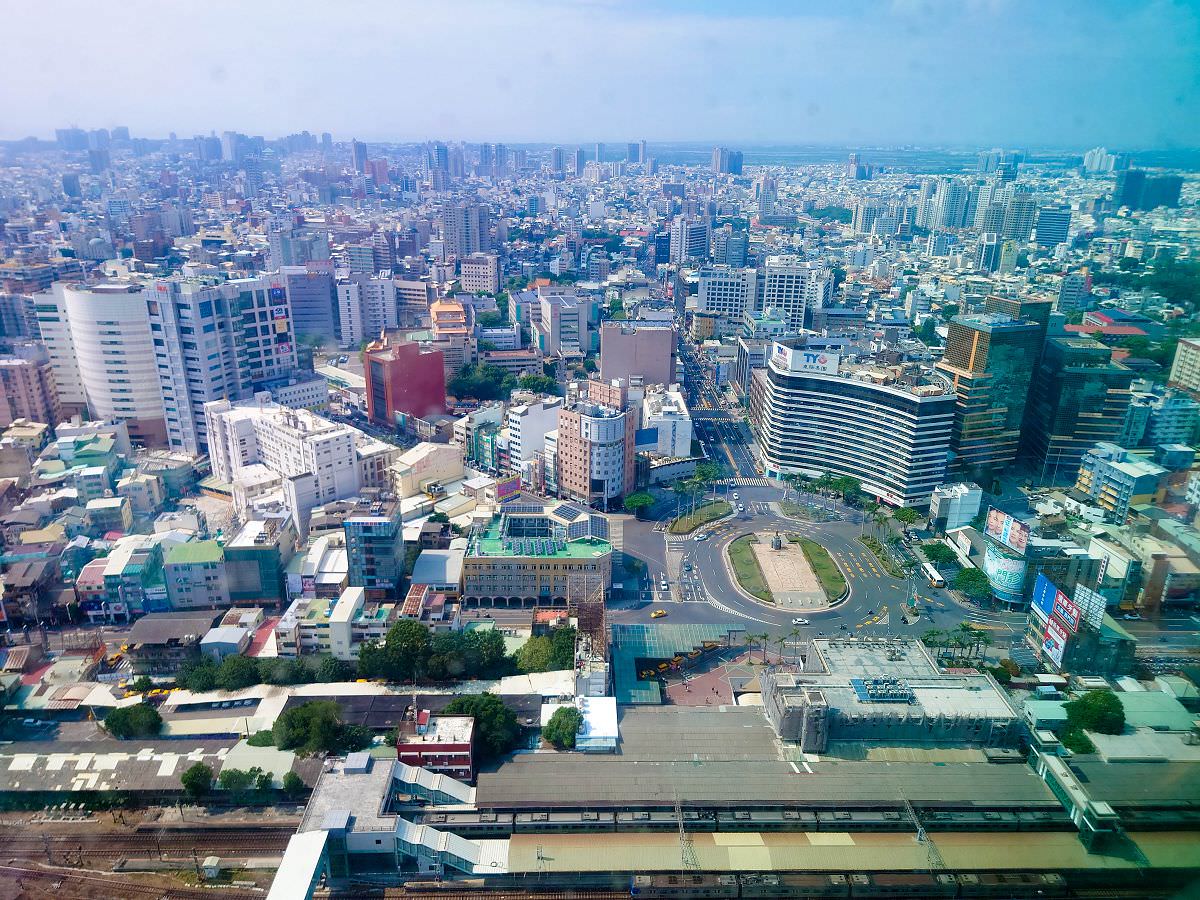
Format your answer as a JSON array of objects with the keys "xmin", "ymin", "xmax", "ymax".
[
  {"xmin": 761, "ymin": 256, "xmax": 833, "ymax": 331},
  {"xmin": 669, "ymin": 218, "xmax": 711, "ymax": 264},
  {"xmin": 753, "ymin": 341, "xmax": 955, "ymax": 507},
  {"xmin": 337, "ymin": 275, "xmax": 398, "ymax": 348},
  {"xmin": 696, "ymin": 266, "xmax": 758, "ymax": 335},
  {"xmin": 38, "ymin": 281, "xmax": 166, "ymax": 447},
  {"xmin": 852, "ymin": 201, "xmax": 882, "ymax": 234}
]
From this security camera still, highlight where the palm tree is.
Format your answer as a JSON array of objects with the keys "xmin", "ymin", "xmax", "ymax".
[
  {"xmin": 861, "ymin": 500, "xmax": 880, "ymax": 535},
  {"xmin": 920, "ymin": 628, "xmax": 944, "ymax": 660},
  {"xmin": 955, "ymin": 623, "xmax": 980, "ymax": 660}
]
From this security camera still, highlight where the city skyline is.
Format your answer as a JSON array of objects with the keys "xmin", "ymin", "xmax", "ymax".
[{"xmin": 3, "ymin": 0, "xmax": 1197, "ymax": 148}]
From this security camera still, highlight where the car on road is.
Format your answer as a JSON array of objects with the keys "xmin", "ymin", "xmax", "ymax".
[
  {"xmin": 737, "ymin": 504, "xmax": 745, "ymax": 513},
  {"xmin": 733, "ymin": 492, "xmax": 740, "ymax": 500},
  {"xmin": 791, "ymin": 617, "xmax": 809, "ymax": 625},
  {"xmin": 651, "ymin": 609, "xmax": 668, "ymax": 619},
  {"xmin": 694, "ymin": 532, "xmax": 710, "ymax": 542},
  {"xmin": 1121, "ymin": 613, "xmax": 1142, "ymax": 620}
]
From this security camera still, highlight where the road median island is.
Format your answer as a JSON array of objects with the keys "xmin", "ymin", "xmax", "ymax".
[
  {"xmin": 728, "ymin": 534, "xmax": 773, "ymax": 603},
  {"xmin": 668, "ymin": 500, "xmax": 732, "ymax": 535},
  {"xmin": 796, "ymin": 537, "xmax": 848, "ymax": 601}
]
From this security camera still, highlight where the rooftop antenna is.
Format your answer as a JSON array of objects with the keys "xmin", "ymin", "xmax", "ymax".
[{"xmin": 674, "ymin": 791, "xmax": 700, "ymax": 874}]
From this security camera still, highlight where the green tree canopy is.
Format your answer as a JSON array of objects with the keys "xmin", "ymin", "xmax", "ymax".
[
  {"xmin": 516, "ymin": 626, "xmax": 576, "ymax": 673},
  {"xmin": 176, "ymin": 656, "xmax": 218, "ymax": 692},
  {"xmin": 443, "ymin": 693, "xmax": 521, "ymax": 761},
  {"xmin": 623, "ymin": 491, "xmax": 655, "ymax": 518},
  {"xmin": 358, "ymin": 619, "xmax": 432, "ymax": 682},
  {"xmin": 181, "ymin": 762, "xmax": 213, "ymax": 799},
  {"xmin": 448, "ymin": 363, "xmax": 515, "ymax": 401},
  {"xmin": 920, "ymin": 543, "xmax": 957, "ymax": 566},
  {"xmin": 517, "ymin": 373, "xmax": 560, "ymax": 395},
  {"xmin": 282, "ymin": 771, "xmax": 306, "ymax": 799},
  {"xmin": 892, "ymin": 507, "xmax": 920, "ymax": 526},
  {"xmin": 129, "ymin": 675, "xmax": 154, "ymax": 694},
  {"xmin": 316, "ymin": 655, "xmax": 355, "ymax": 683},
  {"xmin": 542, "ymin": 706, "xmax": 583, "ymax": 750},
  {"xmin": 272, "ymin": 700, "xmax": 371, "ymax": 756},
  {"xmin": 1065, "ymin": 690, "xmax": 1126, "ymax": 735},
  {"xmin": 216, "ymin": 654, "xmax": 261, "ymax": 691},
  {"xmin": 104, "ymin": 702, "xmax": 162, "ymax": 739},
  {"xmin": 952, "ymin": 567, "xmax": 993, "ymax": 601}
]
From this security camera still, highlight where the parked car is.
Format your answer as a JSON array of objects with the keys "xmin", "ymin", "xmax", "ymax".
[{"xmin": 651, "ymin": 609, "xmax": 668, "ymax": 619}]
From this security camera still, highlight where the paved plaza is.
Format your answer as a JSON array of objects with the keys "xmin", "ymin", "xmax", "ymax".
[{"xmin": 750, "ymin": 532, "xmax": 828, "ymax": 609}]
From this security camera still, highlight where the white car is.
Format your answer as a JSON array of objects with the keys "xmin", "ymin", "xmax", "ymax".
[
  {"xmin": 792, "ymin": 617, "xmax": 810, "ymax": 626},
  {"xmin": 694, "ymin": 532, "xmax": 710, "ymax": 542}
]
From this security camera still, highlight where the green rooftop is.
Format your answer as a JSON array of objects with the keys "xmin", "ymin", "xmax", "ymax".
[
  {"xmin": 165, "ymin": 540, "xmax": 224, "ymax": 566},
  {"xmin": 470, "ymin": 521, "xmax": 611, "ymax": 559}
]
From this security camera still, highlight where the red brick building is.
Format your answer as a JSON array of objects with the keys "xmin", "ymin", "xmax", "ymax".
[
  {"xmin": 395, "ymin": 712, "xmax": 474, "ymax": 780},
  {"xmin": 363, "ymin": 336, "xmax": 446, "ymax": 427}
]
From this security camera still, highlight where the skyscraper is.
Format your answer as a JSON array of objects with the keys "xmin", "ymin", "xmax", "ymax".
[
  {"xmin": 626, "ymin": 142, "xmax": 639, "ymax": 162},
  {"xmin": 573, "ymin": 147, "xmax": 586, "ymax": 176},
  {"xmin": 762, "ymin": 256, "xmax": 833, "ymax": 332},
  {"xmin": 935, "ymin": 313, "xmax": 1046, "ymax": 479},
  {"xmin": 441, "ymin": 202, "xmax": 492, "ymax": 256},
  {"xmin": 1022, "ymin": 336, "xmax": 1134, "ymax": 483},
  {"xmin": 1000, "ymin": 189, "xmax": 1038, "ymax": 241},
  {"xmin": 550, "ymin": 146, "xmax": 565, "ymax": 173},
  {"xmin": 351, "ymin": 139, "xmax": 368, "ymax": 174},
  {"xmin": 710, "ymin": 146, "xmax": 744, "ymax": 175},
  {"xmin": 1035, "ymin": 207, "xmax": 1072, "ymax": 248},
  {"xmin": 668, "ymin": 218, "xmax": 711, "ymax": 265},
  {"xmin": 1114, "ymin": 169, "xmax": 1146, "ymax": 209},
  {"xmin": 594, "ymin": 142, "xmax": 604, "ymax": 163}
]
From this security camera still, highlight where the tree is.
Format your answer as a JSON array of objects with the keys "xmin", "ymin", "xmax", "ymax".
[
  {"xmin": 130, "ymin": 675, "xmax": 154, "ymax": 694},
  {"xmin": 542, "ymin": 706, "xmax": 583, "ymax": 750},
  {"xmin": 921, "ymin": 543, "xmax": 957, "ymax": 566},
  {"xmin": 477, "ymin": 311, "xmax": 506, "ymax": 328},
  {"xmin": 952, "ymin": 568, "xmax": 993, "ymax": 602},
  {"xmin": 316, "ymin": 655, "xmax": 355, "ymax": 683},
  {"xmin": 104, "ymin": 702, "xmax": 163, "ymax": 739},
  {"xmin": 1065, "ymin": 690, "xmax": 1126, "ymax": 735},
  {"xmin": 272, "ymin": 700, "xmax": 370, "ymax": 756},
  {"xmin": 176, "ymin": 656, "xmax": 218, "ymax": 692},
  {"xmin": 181, "ymin": 762, "xmax": 214, "ymax": 800},
  {"xmin": 517, "ymin": 627, "xmax": 576, "ymax": 673},
  {"xmin": 282, "ymin": 771, "xmax": 306, "ymax": 800},
  {"xmin": 247, "ymin": 731, "xmax": 275, "ymax": 747},
  {"xmin": 447, "ymin": 363, "xmax": 515, "ymax": 401},
  {"xmin": 358, "ymin": 619, "xmax": 432, "ymax": 682},
  {"xmin": 892, "ymin": 507, "xmax": 920, "ymax": 527},
  {"xmin": 216, "ymin": 655, "xmax": 261, "ymax": 692},
  {"xmin": 443, "ymin": 693, "xmax": 520, "ymax": 762},
  {"xmin": 517, "ymin": 373, "xmax": 559, "ymax": 395},
  {"xmin": 623, "ymin": 491, "xmax": 655, "ymax": 519},
  {"xmin": 218, "ymin": 766, "xmax": 256, "ymax": 795}
]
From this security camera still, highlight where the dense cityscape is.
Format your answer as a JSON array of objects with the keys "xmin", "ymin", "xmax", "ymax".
[{"xmin": 0, "ymin": 4, "xmax": 1199, "ymax": 899}]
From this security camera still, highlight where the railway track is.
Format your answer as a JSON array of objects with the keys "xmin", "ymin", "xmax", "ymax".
[
  {"xmin": 0, "ymin": 862, "xmax": 263, "ymax": 899},
  {"xmin": 0, "ymin": 828, "xmax": 292, "ymax": 859}
]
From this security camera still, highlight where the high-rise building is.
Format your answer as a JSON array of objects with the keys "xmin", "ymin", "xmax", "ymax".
[
  {"xmin": 637, "ymin": 140, "xmax": 647, "ymax": 163},
  {"xmin": 1035, "ymin": 206, "xmax": 1072, "ymax": 248},
  {"xmin": 441, "ymin": 202, "xmax": 491, "ymax": 256},
  {"xmin": 343, "ymin": 497, "xmax": 405, "ymax": 600},
  {"xmin": 696, "ymin": 266, "xmax": 758, "ymax": 335},
  {"xmin": 0, "ymin": 344, "xmax": 60, "ymax": 428},
  {"xmin": 150, "ymin": 276, "xmax": 248, "ymax": 452},
  {"xmin": 351, "ymin": 139, "xmax": 369, "ymax": 174},
  {"xmin": 38, "ymin": 282, "xmax": 166, "ymax": 446},
  {"xmin": 1057, "ymin": 272, "xmax": 1092, "ymax": 312},
  {"xmin": 668, "ymin": 218, "xmax": 711, "ymax": 264},
  {"xmin": 1114, "ymin": 170, "xmax": 1147, "ymax": 209},
  {"xmin": 752, "ymin": 340, "xmax": 954, "ymax": 507},
  {"xmin": 710, "ymin": 146, "xmax": 743, "ymax": 175},
  {"xmin": 761, "ymin": 256, "xmax": 833, "ymax": 332},
  {"xmin": 598, "ymin": 322, "xmax": 677, "ymax": 386},
  {"xmin": 362, "ymin": 335, "xmax": 447, "ymax": 426},
  {"xmin": 594, "ymin": 142, "xmax": 604, "ymax": 163},
  {"xmin": 852, "ymin": 201, "xmax": 882, "ymax": 234},
  {"xmin": 931, "ymin": 178, "xmax": 969, "ymax": 229},
  {"xmin": 1168, "ymin": 338, "xmax": 1200, "ymax": 398},
  {"xmin": 549, "ymin": 146, "xmax": 565, "ymax": 174},
  {"xmin": 337, "ymin": 275, "xmax": 398, "ymax": 349},
  {"xmin": 626, "ymin": 143, "xmax": 639, "ymax": 162},
  {"xmin": 977, "ymin": 233, "xmax": 1001, "ymax": 272},
  {"xmin": 459, "ymin": 253, "xmax": 500, "ymax": 295},
  {"xmin": 1141, "ymin": 175, "xmax": 1183, "ymax": 210},
  {"xmin": 1021, "ymin": 336, "xmax": 1134, "ymax": 483},
  {"xmin": 573, "ymin": 147, "xmax": 586, "ymax": 177},
  {"xmin": 281, "ymin": 264, "xmax": 338, "ymax": 343},
  {"xmin": 555, "ymin": 400, "xmax": 636, "ymax": 509},
  {"xmin": 935, "ymin": 314, "xmax": 1047, "ymax": 479},
  {"xmin": 1001, "ymin": 189, "xmax": 1038, "ymax": 241}
]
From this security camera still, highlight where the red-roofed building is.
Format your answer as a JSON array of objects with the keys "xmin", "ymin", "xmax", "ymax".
[{"xmin": 396, "ymin": 713, "xmax": 474, "ymax": 780}]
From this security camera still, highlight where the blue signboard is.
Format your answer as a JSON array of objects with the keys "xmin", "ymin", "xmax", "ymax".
[{"xmin": 1031, "ymin": 572, "xmax": 1057, "ymax": 624}]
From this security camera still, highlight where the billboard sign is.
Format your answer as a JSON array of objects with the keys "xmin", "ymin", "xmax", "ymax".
[
  {"xmin": 495, "ymin": 475, "xmax": 522, "ymax": 501},
  {"xmin": 1031, "ymin": 573, "xmax": 1057, "ymax": 624},
  {"xmin": 1052, "ymin": 590, "xmax": 1082, "ymax": 634},
  {"xmin": 983, "ymin": 543, "xmax": 1026, "ymax": 603},
  {"xmin": 984, "ymin": 507, "xmax": 1030, "ymax": 555},
  {"xmin": 1072, "ymin": 584, "xmax": 1107, "ymax": 630},
  {"xmin": 770, "ymin": 342, "xmax": 840, "ymax": 375},
  {"xmin": 1042, "ymin": 617, "xmax": 1069, "ymax": 668}
]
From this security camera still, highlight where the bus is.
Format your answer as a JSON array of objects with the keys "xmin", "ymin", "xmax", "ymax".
[{"xmin": 921, "ymin": 562, "xmax": 945, "ymax": 588}]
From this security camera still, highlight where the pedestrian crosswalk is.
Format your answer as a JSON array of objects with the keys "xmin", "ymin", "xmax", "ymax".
[{"xmin": 724, "ymin": 477, "xmax": 772, "ymax": 487}]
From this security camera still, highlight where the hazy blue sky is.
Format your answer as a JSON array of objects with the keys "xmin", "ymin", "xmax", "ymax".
[{"xmin": 3, "ymin": 0, "xmax": 1197, "ymax": 148}]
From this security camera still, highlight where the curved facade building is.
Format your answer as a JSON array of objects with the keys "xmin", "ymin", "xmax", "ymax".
[
  {"xmin": 752, "ymin": 343, "xmax": 954, "ymax": 507},
  {"xmin": 40, "ymin": 282, "xmax": 166, "ymax": 446}
]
